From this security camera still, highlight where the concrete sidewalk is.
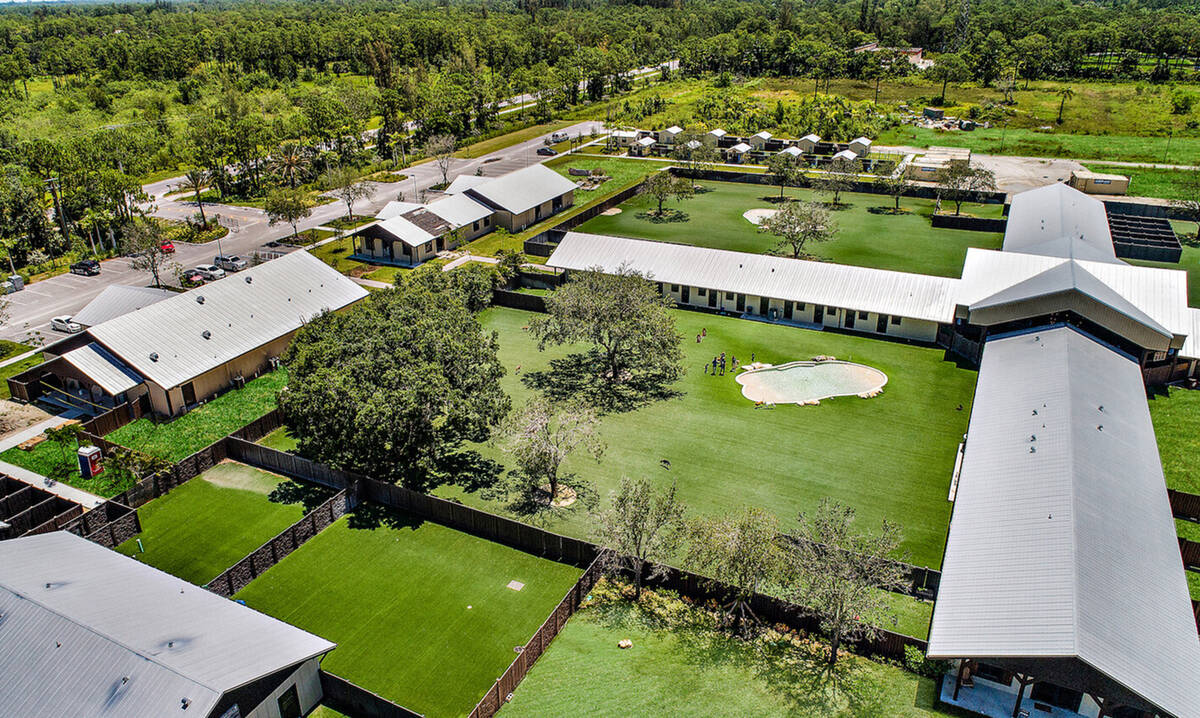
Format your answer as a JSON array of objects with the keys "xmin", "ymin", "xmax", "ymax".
[{"xmin": 0, "ymin": 412, "xmax": 106, "ymax": 508}]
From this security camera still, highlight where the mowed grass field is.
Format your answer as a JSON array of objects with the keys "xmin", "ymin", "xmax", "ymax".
[
  {"xmin": 500, "ymin": 586, "xmax": 955, "ymax": 718},
  {"xmin": 108, "ymin": 369, "xmax": 286, "ymax": 462},
  {"xmin": 115, "ymin": 462, "xmax": 312, "ymax": 585},
  {"xmin": 575, "ymin": 181, "xmax": 1003, "ymax": 278},
  {"xmin": 235, "ymin": 510, "xmax": 582, "ymax": 718},
  {"xmin": 438, "ymin": 307, "xmax": 977, "ymax": 568}
]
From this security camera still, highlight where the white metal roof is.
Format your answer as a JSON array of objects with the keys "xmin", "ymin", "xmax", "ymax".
[
  {"xmin": 663, "ymin": 125, "xmax": 683, "ymax": 134},
  {"xmin": 1182, "ymin": 307, "xmax": 1200, "ymax": 358},
  {"xmin": 851, "ymin": 136, "xmax": 872, "ymax": 146},
  {"xmin": 375, "ymin": 200, "xmax": 424, "ymax": 220},
  {"xmin": 87, "ymin": 251, "xmax": 367, "ymax": 390},
  {"xmin": 801, "ymin": 133, "xmax": 821, "ymax": 143},
  {"xmin": 958, "ymin": 248, "xmax": 1192, "ymax": 350},
  {"xmin": 70, "ymin": 285, "xmax": 175, "ymax": 328},
  {"xmin": 708, "ymin": 128, "xmax": 727, "ymax": 137},
  {"xmin": 444, "ymin": 174, "xmax": 492, "ymax": 195},
  {"xmin": 834, "ymin": 149, "xmax": 859, "ymax": 161},
  {"xmin": 730, "ymin": 142, "xmax": 752, "ymax": 153},
  {"xmin": 685, "ymin": 139, "xmax": 702, "ymax": 150},
  {"xmin": 548, "ymin": 232, "xmax": 957, "ymax": 323},
  {"xmin": 753, "ymin": 131, "xmax": 772, "ymax": 140},
  {"xmin": 0, "ymin": 532, "xmax": 335, "ymax": 718},
  {"xmin": 611, "ymin": 130, "xmax": 638, "ymax": 138},
  {"xmin": 465, "ymin": 164, "xmax": 577, "ymax": 215},
  {"xmin": 927, "ymin": 327, "xmax": 1200, "ymax": 718},
  {"xmin": 635, "ymin": 136, "xmax": 655, "ymax": 146},
  {"xmin": 1003, "ymin": 183, "xmax": 1122, "ymax": 264},
  {"xmin": 779, "ymin": 146, "xmax": 802, "ymax": 157},
  {"xmin": 425, "ymin": 193, "xmax": 492, "ymax": 228},
  {"xmin": 61, "ymin": 343, "xmax": 143, "ymax": 396}
]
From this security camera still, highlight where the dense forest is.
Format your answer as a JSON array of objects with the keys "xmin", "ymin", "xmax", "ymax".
[{"xmin": 0, "ymin": 0, "xmax": 1198, "ymax": 271}]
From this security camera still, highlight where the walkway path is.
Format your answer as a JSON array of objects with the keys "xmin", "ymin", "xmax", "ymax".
[{"xmin": 0, "ymin": 413, "xmax": 105, "ymax": 508}]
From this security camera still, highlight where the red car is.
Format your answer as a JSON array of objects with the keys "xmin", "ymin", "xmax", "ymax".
[{"xmin": 160, "ymin": 240, "xmax": 175, "ymax": 253}]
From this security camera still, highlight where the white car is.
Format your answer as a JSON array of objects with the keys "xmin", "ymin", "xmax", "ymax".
[
  {"xmin": 51, "ymin": 315, "xmax": 82, "ymax": 333},
  {"xmin": 214, "ymin": 255, "xmax": 247, "ymax": 272},
  {"xmin": 194, "ymin": 264, "xmax": 226, "ymax": 281}
]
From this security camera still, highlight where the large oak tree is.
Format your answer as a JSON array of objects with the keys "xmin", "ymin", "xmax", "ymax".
[{"xmin": 279, "ymin": 278, "xmax": 510, "ymax": 490}]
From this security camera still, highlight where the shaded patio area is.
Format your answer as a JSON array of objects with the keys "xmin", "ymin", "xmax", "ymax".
[{"xmin": 940, "ymin": 675, "xmax": 1087, "ymax": 718}]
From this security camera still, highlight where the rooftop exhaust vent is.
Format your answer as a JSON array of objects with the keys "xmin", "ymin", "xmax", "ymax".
[
  {"xmin": 245, "ymin": 276, "xmax": 253, "ymax": 284},
  {"xmin": 196, "ymin": 295, "xmax": 205, "ymax": 305},
  {"xmin": 149, "ymin": 352, "xmax": 159, "ymax": 362},
  {"xmin": 201, "ymin": 330, "xmax": 211, "ymax": 340}
]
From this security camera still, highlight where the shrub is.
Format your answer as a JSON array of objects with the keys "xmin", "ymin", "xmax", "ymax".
[{"xmin": 903, "ymin": 644, "xmax": 952, "ymax": 678}]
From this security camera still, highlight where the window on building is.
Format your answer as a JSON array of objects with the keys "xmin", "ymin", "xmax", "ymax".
[
  {"xmin": 1029, "ymin": 682, "xmax": 1083, "ymax": 713},
  {"xmin": 797, "ymin": 303, "xmax": 806, "ymax": 311},
  {"xmin": 277, "ymin": 685, "xmax": 301, "ymax": 718},
  {"xmin": 671, "ymin": 284, "xmax": 679, "ymax": 292},
  {"xmin": 1094, "ymin": 179, "xmax": 1111, "ymax": 185},
  {"xmin": 891, "ymin": 315, "xmax": 902, "ymax": 325},
  {"xmin": 553, "ymin": 196, "xmax": 563, "ymax": 210},
  {"xmin": 726, "ymin": 292, "xmax": 734, "ymax": 300},
  {"xmin": 484, "ymin": 217, "xmax": 490, "ymax": 226},
  {"xmin": 827, "ymin": 306, "xmax": 837, "ymax": 314},
  {"xmin": 473, "ymin": 221, "xmax": 479, "ymax": 231},
  {"xmin": 697, "ymin": 288, "xmax": 707, "ymax": 296},
  {"xmin": 857, "ymin": 311, "xmax": 868, "ymax": 320},
  {"xmin": 973, "ymin": 663, "xmax": 1011, "ymax": 686}
]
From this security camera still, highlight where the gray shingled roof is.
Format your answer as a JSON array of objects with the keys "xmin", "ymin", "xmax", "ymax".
[
  {"xmin": 0, "ymin": 532, "xmax": 334, "ymax": 718},
  {"xmin": 928, "ymin": 327, "xmax": 1200, "ymax": 718}
]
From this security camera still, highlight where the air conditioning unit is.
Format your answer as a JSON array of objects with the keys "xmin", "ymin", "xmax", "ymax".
[{"xmin": 232, "ymin": 375, "xmax": 245, "ymax": 390}]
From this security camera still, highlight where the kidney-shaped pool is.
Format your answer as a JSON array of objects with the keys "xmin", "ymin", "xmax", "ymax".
[{"xmin": 735, "ymin": 360, "xmax": 888, "ymax": 405}]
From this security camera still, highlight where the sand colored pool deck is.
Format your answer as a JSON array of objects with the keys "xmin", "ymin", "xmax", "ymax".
[{"xmin": 736, "ymin": 360, "xmax": 888, "ymax": 405}]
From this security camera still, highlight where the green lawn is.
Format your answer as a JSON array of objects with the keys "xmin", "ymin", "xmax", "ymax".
[
  {"xmin": 1149, "ymin": 386, "xmax": 1200, "ymax": 496},
  {"xmin": 1083, "ymin": 163, "xmax": 1197, "ymax": 201},
  {"xmin": 107, "ymin": 369, "xmax": 287, "ymax": 462},
  {"xmin": 575, "ymin": 181, "xmax": 1003, "ymax": 278},
  {"xmin": 547, "ymin": 155, "xmax": 661, "ymax": 192},
  {"xmin": 0, "ymin": 340, "xmax": 33, "ymax": 361},
  {"xmin": 0, "ymin": 430, "xmax": 135, "ymax": 497},
  {"xmin": 501, "ymin": 582, "xmax": 959, "ymax": 718},
  {"xmin": 0, "ymin": 351, "xmax": 42, "ymax": 399},
  {"xmin": 878, "ymin": 125, "xmax": 1200, "ymax": 166},
  {"xmin": 437, "ymin": 308, "xmax": 976, "ymax": 568},
  {"xmin": 235, "ymin": 509, "xmax": 582, "ymax": 718},
  {"xmin": 115, "ymin": 462, "xmax": 314, "ymax": 584},
  {"xmin": 258, "ymin": 426, "xmax": 299, "ymax": 452}
]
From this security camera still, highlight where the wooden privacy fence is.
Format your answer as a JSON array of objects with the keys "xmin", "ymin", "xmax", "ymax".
[
  {"xmin": 670, "ymin": 167, "xmax": 1008, "ymax": 205},
  {"xmin": 468, "ymin": 555, "xmax": 605, "ymax": 718},
  {"xmin": 319, "ymin": 671, "xmax": 423, "ymax": 718},
  {"xmin": 207, "ymin": 489, "xmax": 350, "ymax": 597},
  {"xmin": 1180, "ymin": 538, "xmax": 1200, "ymax": 571}
]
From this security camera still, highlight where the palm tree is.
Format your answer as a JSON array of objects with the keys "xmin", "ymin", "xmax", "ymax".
[
  {"xmin": 177, "ymin": 169, "xmax": 209, "ymax": 228},
  {"xmin": 269, "ymin": 140, "xmax": 309, "ymax": 188},
  {"xmin": 1056, "ymin": 87, "xmax": 1075, "ymax": 124}
]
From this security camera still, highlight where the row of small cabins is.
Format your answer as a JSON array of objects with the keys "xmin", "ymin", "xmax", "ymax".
[
  {"xmin": 1, "ymin": 183, "xmax": 1198, "ymax": 718},
  {"xmin": 612, "ymin": 126, "xmax": 876, "ymax": 164}
]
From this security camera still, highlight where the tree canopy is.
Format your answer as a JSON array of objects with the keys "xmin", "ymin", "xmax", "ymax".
[{"xmin": 279, "ymin": 277, "xmax": 510, "ymax": 490}]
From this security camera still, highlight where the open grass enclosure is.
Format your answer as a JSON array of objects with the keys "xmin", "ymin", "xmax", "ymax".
[
  {"xmin": 0, "ymin": 430, "xmax": 134, "ymax": 497},
  {"xmin": 1149, "ymin": 386, "xmax": 1200, "ymax": 496},
  {"xmin": 500, "ymin": 580, "xmax": 953, "ymax": 718},
  {"xmin": 437, "ymin": 307, "xmax": 976, "ymax": 569},
  {"xmin": 575, "ymin": 180, "xmax": 1003, "ymax": 278},
  {"xmin": 107, "ymin": 369, "xmax": 287, "ymax": 462},
  {"xmin": 114, "ymin": 461, "xmax": 319, "ymax": 585},
  {"xmin": 235, "ymin": 508, "xmax": 582, "ymax": 718}
]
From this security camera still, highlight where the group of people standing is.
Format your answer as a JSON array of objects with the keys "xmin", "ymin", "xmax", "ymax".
[{"xmin": 697, "ymin": 327, "xmax": 754, "ymax": 376}]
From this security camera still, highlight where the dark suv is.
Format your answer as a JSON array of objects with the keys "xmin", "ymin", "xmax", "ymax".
[{"xmin": 70, "ymin": 259, "xmax": 101, "ymax": 276}]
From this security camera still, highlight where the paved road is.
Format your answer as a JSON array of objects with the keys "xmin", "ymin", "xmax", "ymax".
[{"xmin": 0, "ymin": 120, "xmax": 602, "ymax": 342}]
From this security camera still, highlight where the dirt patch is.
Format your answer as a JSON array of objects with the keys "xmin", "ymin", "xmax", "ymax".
[
  {"xmin": 202, "ymin": 460, "xmax": 286, "ymax": 494},
  {"xmin": 0, "ymin": 401, "xmax": 52, "ymax": 439},
  {"xmin": 743, "ymin": 208, "xmax": 778, "ymax": 225},
  {"xmin": 600, "ymin": 207, "xmax": 623, "ymax": 216}
]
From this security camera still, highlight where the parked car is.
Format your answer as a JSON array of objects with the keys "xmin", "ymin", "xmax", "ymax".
[
  {"xmin": 69, "ymin": 259, "xmax": 100, "ymax": 276},
  {"xmin": 160, "ymin": 240, "xmax": 175, "ymax": 254},
  {"xmin": 550, "ymin": 131, "xmax": 569, "ymax": 143},
  {"xmin": 263, "ymin": 241, "xmax": 282, "ymax": 248},
  {"xmin": 536, "ymin": 147, "xmax": 557, "ymax": 156},
  {"xmin": 51, "ymin": 315, "xmax": 82, "ymax": 333},
  {"xmin": 193, "ymin": 264, "xmax": 226, "ymax": 281},
  {"xmin": 214, "ymin": 255, "xmax": 247, "ymax": 272}
]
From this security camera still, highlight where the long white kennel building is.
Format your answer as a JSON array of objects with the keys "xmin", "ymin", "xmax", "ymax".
[{"xmin": 547, "ymin": 183, "xmax": 1200, "ymax": 718}]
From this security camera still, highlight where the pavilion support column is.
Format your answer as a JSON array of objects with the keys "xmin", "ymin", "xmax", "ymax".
[
  {"xmin": 1012, "ymin": 674, "xmax": 1034, "ymax": 718},
  {"xmin": 953, "ymin": 659, "xmax": 974, "ymax": 701}
]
